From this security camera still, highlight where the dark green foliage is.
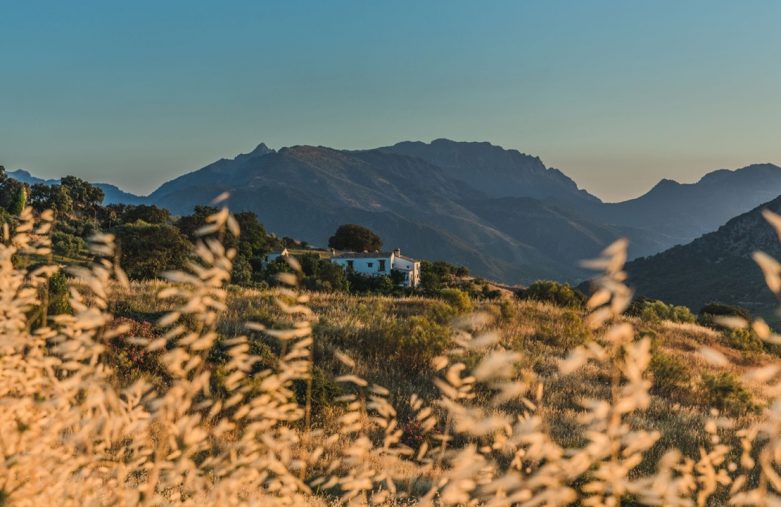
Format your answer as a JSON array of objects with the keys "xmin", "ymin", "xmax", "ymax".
[
  {"xmin": 293, "ymin": 366, "xmax": 342, "ymax": 417},
  {"xmin": 121, "ymin": 204, "xmax": 171, "ymax": 224},
  {"xmin": 10, "ymin": 186, "xmax": 26, "ymax": 215},
  {"xmin": 47, "ymin": 271, "xmax": 71, "ymax": 316},
  {"xmin": 516, "ymin": 280, "xmax": 586, "ymax": 309},
  {"xmin": 420, "ymin": 260, "xmax": 468, "ymax": 291},
  {"xmin": 115, "ymin": 222, "xmax": 191, "ymax": 279},
  {"xmin": 29, "ymin": 183, "xmax": 72, "ymax": 215},
  {"xmin": 177, "ymin": 206, "xmax": 273, "ymax": 286},
  {"xmin": 60, "ymin": 175, "xmax": 104, "ymax": 215},
  {"xmin": 0, "ymin": 167, "xmax": 27, "ymax": 214},
  {"xmin": 298, "ymin": 254, "xmax": 349, "ymax": 292},
  {"xmin": 106, "ymin": 318, "xmax": 168, "ymax": 388},
  {"xmin": 328, "ymin": 224, "xmax": 382, "ymax": 252},
  {"xmin": 347, "ymin": 272, "xmax": 393, "ymax": 294},
  {"xmin": 724, "ymin": 327, "xmax": 764, "ymax": 353},
  {"xmin": 700, "ymin": 372, "xmax": 756, "ymax": 416},
  {"xmin": 436, "ymin": 288, "xmax": 472, "ymax": 314},
  {"xmin": 52, "ymin": 231, "xmax": 86, "ymax": 258},
  {"xmin": 232, "ymin": 255, "xmax": 254, "ymax": 285},
  {"xmin": 650, "ymin": 352, "xmax": 690, "ymax": 396},
  {"xmin": 354, "ymin": 315, "xmax": 451, "ymax": 372},
  {"xmin": 698, "ymin": 303, "xmax": 752, "ymax": 329},
  {"xmin": 627, "ymin": 298, "xmax": 696, "ymax": 324}
]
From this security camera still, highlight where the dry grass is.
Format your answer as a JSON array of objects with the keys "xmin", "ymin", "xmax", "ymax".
[{"xmin": 6, "ymin": 205, "xmax": 781, "ymax": 505}]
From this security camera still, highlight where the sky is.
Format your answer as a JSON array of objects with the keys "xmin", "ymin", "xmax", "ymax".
[{"xmin": 2, "ymin": 1, "xmax": 781, "ymax": 202}]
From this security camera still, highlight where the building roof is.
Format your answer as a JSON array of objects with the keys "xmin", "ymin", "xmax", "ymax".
[{"xmin": 332, "ymin": 251, "xmax": 394, "ymax": 259}]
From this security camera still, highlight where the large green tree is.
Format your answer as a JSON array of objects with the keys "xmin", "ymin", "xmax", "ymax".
[
  {"xmin": 328, "ymin": 224, "xmax": 383, "ymax": 252},
  {"xmin": 115, "ymin": 222, "xmax": 191, "ymax": 279},
  {"xmin": 176, "ymin": 206, "xmax": 273, "ymax": 284},
  {"xmin": 60, "ymin": 175, "xmax": 104, "ymax": 216}
]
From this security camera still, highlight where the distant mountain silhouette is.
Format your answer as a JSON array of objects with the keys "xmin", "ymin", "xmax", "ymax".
[
  {"xmin": 148, "ymin": 143, "xmax": 640, "ymax": 282},
  {"xmin": 626, "ymin": 194, "xmax": 781, "ymax": 315},
  {"xmin": 7, "ymin": 169, "xmax": 146, "ymax": 205},
  {"xmin": 580, "ymin": 163, "xmax": 781, "ymax": 254},
  {"xmin": 377, "ymin": 139, "xmax": 599, "ymax": 204},
  {"xmin": 8, "ymin": 142, "xmax": 781, "ymax": 284}
]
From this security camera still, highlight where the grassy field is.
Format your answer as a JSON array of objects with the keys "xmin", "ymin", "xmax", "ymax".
[
  {"xmin": 112, "ymin": 280, "xmax": 779, "ymax": 475},
  {"xmin": 6, "ymin": 207, "xmax": 781, "ymax": 505}
]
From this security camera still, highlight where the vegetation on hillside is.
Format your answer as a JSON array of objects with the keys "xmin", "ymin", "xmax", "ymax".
[{"xmin": 5, "ymin": 198, "xmax": 781, "ymax": 505}]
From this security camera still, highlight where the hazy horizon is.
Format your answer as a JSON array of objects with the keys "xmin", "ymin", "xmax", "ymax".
[{"xmin": 3, "ymin": 0, "xmax": 781, "ymax": 201}]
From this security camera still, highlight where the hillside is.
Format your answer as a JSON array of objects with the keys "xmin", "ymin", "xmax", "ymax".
[
  {"xmin": 376, "ymin": 138, "xmax": 599, "ymax": 204},
  {"xmin": 10, "ymin": 142, "xmax": 781, "ymax": 286},
  {"xmin": 148, "ymin": 144, "xmax": 646, "ymax": 283},
  {"xmin": 626, "ymin": 194, "xmax": 781, "ymax": 314},
  {"xmin": 584, "ymin": 163, "xmax": 781, "ymax": 252}
]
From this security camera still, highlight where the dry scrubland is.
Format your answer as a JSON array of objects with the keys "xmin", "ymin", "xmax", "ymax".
[{"xmin": 7, "ymin": 204, "xmax": 781, "ymax": 505}]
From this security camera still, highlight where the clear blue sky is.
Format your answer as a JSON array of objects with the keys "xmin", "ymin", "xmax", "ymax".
[{"xmin": 2, "ymin": 1, "xmax": 781, "ymax": 201}]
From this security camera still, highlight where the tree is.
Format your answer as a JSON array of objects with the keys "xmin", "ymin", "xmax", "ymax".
[
  {"xmin": 298, "ymin": 253, "xmax": 349, "ymax": 292},
  {"xmin": 115, "ymin": 222, "xmax": 191, "ymax": 279},
  {"xmin": 60, "ymin": 176, "xmax": 104, "ymax": 215},
  {"xmin": 0, "ymin": 166, "xmax": 27, "ymax": 213},
  {"xmin": 10, "ymin": 185, "xmax": 27, "ymax": 215},
  {"xmin": 29, "ymin": 183, "xmax": 73, "ymax": 215},
  {"xmin": 328, "ymin": 224, "xmax": 382, "ymax": 252},
  {"xmin": 177, "ymin": 207, "xmax": 272, "ymax": 283},
  {"xmin": 121, "ymin": 204, "xmax": 171, "ymax": 225},
  {"xmin": 515, "ymin": 280, "xmax": 586, "ymax": 309}
]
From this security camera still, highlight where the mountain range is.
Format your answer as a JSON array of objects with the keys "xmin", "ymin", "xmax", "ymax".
[
  {"xmin": 625, "ymin": 196, "xmax": 781, "ymax": 316},
  {"xmin": 9, "ymin": 140, "xmax": 781, "ymax": 285}
]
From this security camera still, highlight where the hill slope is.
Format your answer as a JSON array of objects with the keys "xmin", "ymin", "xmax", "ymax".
[
  {"xmin": 148, "ymin": 144, "xmax": 645, "ymax": 282},
  {"xmin": 585, "ymin": 163, "xmax": 781, "ymax": 253},
  {"xmin": 626, "ymin": 194, "xmax": 781, "ymax": 314}
]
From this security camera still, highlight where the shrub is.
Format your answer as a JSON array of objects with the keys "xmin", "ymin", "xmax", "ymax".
[
  {"xmin": 628, "ymin": 298, "xmax": 696, "ymax": 324},
  {"xmin": 701, "ymin": 372, "xmax": 756, "ymax": 416},
  {"xmin": 437, "ymin": 287, "xmax": 472, "ymax": 314},
  {"xmin": 52, "ymin": 231, "xmax": 86, "ymax": 258},
  {"xmin": 698, "ymin": 303, "xmax": 751, "ymax": 328},
  {"xmin": 724, "ymin": 327, "xmax": 764, "ymax": 353},
  {"xmin": 347, "ymin": 272, "xmax": 393, "ymax": 294},
  {"xmin": 47, "ymin": 271, "xmax": 71, "ymax": 316},
  {"xmin": 516, "ymin": 280, "xmax": 586, "ymax": 309},
  {"xmin": 114, "ymin": 222, "xmax": 191, "ymax": 279},
  {"xmin": 650, "ymin": 352, "xmax": 690, "ymax": 396}
]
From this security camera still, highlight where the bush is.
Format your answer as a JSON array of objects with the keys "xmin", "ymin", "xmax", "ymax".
[
  {"xmin": 724, "ymin": 327, "xmax": 764, "ymax": 353},
  {"xmin": 650, "ymin": 352, "xmax": 690, "ymax": 396},
  {"xmin": 437, "ymin": 288, "xmax": 472, "ymax": 314},
  {"xmin": 701, "ymin": 372, "xmax": 756, "ymax": 416},
  {"xmin": 378, "ymin": 316, "xmax": 451, "ymax": 372},
  {"xmin": 299, "ymin": 254, "xmax": 349, "ymax": 292},
  {"xmin": 347, "ymin": 272, "xmax": 393, "ymax": 294},
  {"xmin": 516, "ymin": 280, "xmax": 586, "ymax": 309},
  {"xmin": 52, "ymin": 231, "xmax": 87, "ymax": 258},
  {"xmin": 628, "ymin": 298, "xmax": 696, "ymax": 324},
  {"xmin": 114, "ymin": 222, "xmax": 192, "ymax": 279},
  {"xmin": 47, "ymin": 271, "xmax": 71, "ymax": 316},
  {"xmin": 420, "ymin": 260, "xmax": 469, "ymax": 291},
  {"xmin": 698, "ymin": 303, "xmax": 752, "ymax": 329}
]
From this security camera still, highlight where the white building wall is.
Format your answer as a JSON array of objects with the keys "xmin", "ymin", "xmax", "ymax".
[{"xmin": 332, "ymin": 256, "xmax": 392, "ymax": 276}]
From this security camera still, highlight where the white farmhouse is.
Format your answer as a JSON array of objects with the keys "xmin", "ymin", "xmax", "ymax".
[
  {"xmin": 330, "ymin": 248, "xmax": 421, "ymax": 287},
  {"xmin": 262, "ymin": 248, "xmax": 289, "ymax": 265}
]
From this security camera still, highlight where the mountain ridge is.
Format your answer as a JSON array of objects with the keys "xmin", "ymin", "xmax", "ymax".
[{"xmin": 7, "ymin": 141, "xmax": 781, "ymax": 285}]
